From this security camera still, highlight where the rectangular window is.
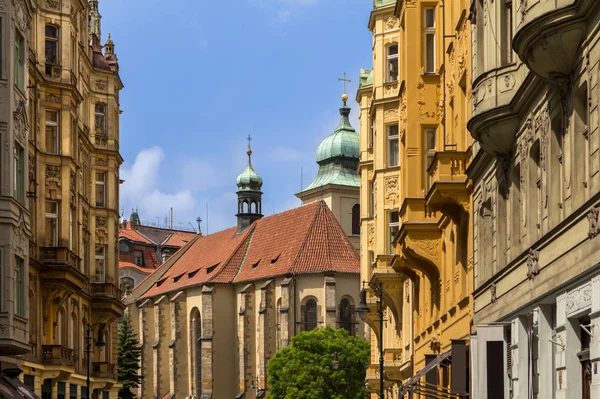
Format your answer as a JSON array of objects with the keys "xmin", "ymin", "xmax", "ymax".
[
  {"xmin": 95, "ymin": 172, "xmax": 106, "ymax": 207},
  {"xmin": 46, "ymin": 110, "xmax": 60, "ymax": 154},
  {"xmin": 69, "ymin": 207, "xmax": 74, "ymax": 250},
  {"xmin": 387, "ymin": 124, "xmax": 399, "ymax": 167},
  {"xmin": 369, "ymin": 181, "xmax": 375, "ymax": 217},
  {"xmin": 15, "ymin": 256, "xmax": 24, "ymax": 317},
  {"xmin": 134, "ymin": 250, "xmax": 143, "ymax": 267},
  {"xmin": 501, "ymin": 0, "xmax": 514, "ymax": 65},
  {"xmin": 69, "ymin": 385, "xmax": 77, "ymax": 399},
  {"xmin": 57, "ymin": 382, "xmax": 65, "ymax": 399},
  {"xmin": 24, "ymin": 375, "xmax": 35, "ymax": 392},
  {"xmin": 388, "ymin": 211, "xmax": 399, "ymax": 254},
  {"xmin": 71, "ymin": 36, "xmax": 77, "ymax": 71},
  {"xmin": 95, "ymin": 103, "xmax": 106, "ymax": 136},
  {"xmin": 386, "ymin": 44, "xmax": 398, "ymax": 82},
  {"xmin": 82, "ymin": 236, "xmax": 88, "ymax": 273},
  {"xmin": 14, "ymin": 30, "xmax": 24, "ymax": 91},
  {"xmin": 369, "ymin": 250, "xmax": 375, "ymax": 268},
  {"xmin": 369, "ymin": 117, "xmax": 375, "ymax": 149},
  {"xmin": 95, "ymin": 245, "xmax": 106, "ymax": 283},
  {"xmin": 13, "ymin": 143, "xmax": 24, "ymax": 204},
  {"xmin": 424, "ymin": 128, "xmax": 436, "ymax": 191},
  {"xmin": 45, "ymin": 201, "xmax": 59, "ymax": 247},
  {"xmin": 424, "ymin": 7, "xmax": 436, "ymax": 73},
  {"xmin": 81, "ymin": 387, "xmax": 88, "ymax": 399},
  {"xmin": 45, "ymin": 25, "xmax": 59, "ymax": 65}
]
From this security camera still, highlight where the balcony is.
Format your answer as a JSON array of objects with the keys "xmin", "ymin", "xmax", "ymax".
[
  {"xmin": 513, "ymin": 0, "xmax": 593, "ymax": 80},
  {"xmin": 42, "ymin": 345, "xmax": 74, "ymax": 367},
  {"xmin": 384, "ymin": 348, "xmax": 412, "ymax": 382},
  {"xmin": 425, "ymin": 151, "xmax": 471, "ymax": 220},
  {"xmin": 90, "ymin": 282, "xmax": 125, "ymax": 318},
  {"xmin": 92, "ymin": 362, "xmax": 117, "ymax": 380},
  {"xmin": 38, "ymin": 247, "xmax": 87, "ymax": 290}
]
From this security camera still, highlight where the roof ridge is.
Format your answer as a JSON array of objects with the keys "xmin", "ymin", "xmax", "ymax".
[
  {"xmin": 160, "ymin": 232, "xmax": 174, "ymax": 246},
  {"xmin": 289, "ymin": 201, "xmax": 322, "ymax": 274},
  {"xmin": 229, "ymin": 227, "xmax": 257, "ymax": 283},
  {"xmin": 210, "ymin": 224, "xmax": 257, "ymax": 283},
  {"xmin": 134, "ymin": 229, "xmax": 157, "ymax": 245}
]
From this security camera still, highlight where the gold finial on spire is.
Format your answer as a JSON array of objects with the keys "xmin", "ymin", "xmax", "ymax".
[
  {"xmin": 338, "ymin": 72, "xmax": 351, "ymax": 105},
  {"xmin": 247, "ymin": 134, "xmax": 252, "ymax": 156}
]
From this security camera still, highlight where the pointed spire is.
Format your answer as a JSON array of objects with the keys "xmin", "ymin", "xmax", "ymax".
[{"xmin": 89, "ymin": 0, "xmax": 102, "ymax": 41}]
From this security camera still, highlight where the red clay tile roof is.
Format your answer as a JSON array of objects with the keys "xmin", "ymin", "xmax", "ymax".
[
  {"xmin": 139, "ymin": 201, "xmax": 359, "ymax": 299},
  {"xmin": 119, "ymin": 261, "xmax": 154, "ymax": 274},
  {"xmin": 163, "ymin": 231, "xmax": 198, "ymax": 247},
  {"xmin": 119, "ymin": 229, "xmax": 151, "ymax": 244}
]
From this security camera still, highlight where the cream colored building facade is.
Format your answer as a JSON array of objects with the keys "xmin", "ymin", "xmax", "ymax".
[
  {"xmin": 468, "ymin": 0, "xmax": 600, "ymax": 398},
  {"xmin": 358, "ymin": 0, "xmax": 473, "ymax": 397},
  {"xmin": 0, "ymin": 0, "xmax": 124, "ymax": 397}
]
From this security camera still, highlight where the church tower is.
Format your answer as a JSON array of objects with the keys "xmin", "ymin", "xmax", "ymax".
[
  {"xmin": 236, "ymin": 138, "xmax": 263, "ymax": 233},
  {"xmin": 89, "ymin": 0, "xmax": 101, "ymax": 40},
  {"xmin": 297, "ymin": 89, "xmax": 360, "ymax": 251}
]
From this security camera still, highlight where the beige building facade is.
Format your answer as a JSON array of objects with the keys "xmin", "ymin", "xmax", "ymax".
[
  {"xmin": 0, "ymin": 0, "xmax": 124, "ymax": 398},
  {"xmin": 468, "ymin": 0, "xmax": 600, "ymax": 398}
]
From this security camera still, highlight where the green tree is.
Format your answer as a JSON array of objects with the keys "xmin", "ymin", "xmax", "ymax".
[
  {"xmin": 117, "ymin": 314, "xmax": 142, "ymax": 399},
  {"xmin": 267, "ymin": 327, "xmax": 370, "ymax": 399}
]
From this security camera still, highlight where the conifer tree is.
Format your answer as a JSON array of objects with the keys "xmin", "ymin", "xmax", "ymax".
[{"xmin": 118, "ymin": 314, "xmax": 142, "ymax": 399}]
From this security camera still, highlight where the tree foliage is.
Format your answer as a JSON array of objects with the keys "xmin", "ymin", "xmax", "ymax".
[
  {"xmin": 267, "ymin": 327, "xmax": 370, "ymax": 399},
  {"xmin": 118, "ymin": 314, "xmax": 143, "ymax": 399}
]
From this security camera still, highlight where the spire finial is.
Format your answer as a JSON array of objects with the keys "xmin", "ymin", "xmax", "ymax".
[
  {"xmin": 246, "ymin": 134, "xmax": 252, "ymax": 157},
  {"xmin": 338, "ymin": 72, "xmax": 351, "ymax": 105}
]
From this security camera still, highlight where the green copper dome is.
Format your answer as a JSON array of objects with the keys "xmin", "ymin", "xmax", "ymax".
[
  {"xmin": 315, "ymin": 105, "xmax": 359, "ymax": 164},
  {"xmin": 236, "ymin": 149, "xmax": 263, "ymax": 191},
  {"xmin": 301, "ymin": 97, "xmax": 360, "ymax": 192}
]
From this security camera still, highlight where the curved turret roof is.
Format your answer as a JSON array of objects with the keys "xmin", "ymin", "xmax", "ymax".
[{"xmin": 236, "ymin": 149, "xmax": 263, "ymax": 191}]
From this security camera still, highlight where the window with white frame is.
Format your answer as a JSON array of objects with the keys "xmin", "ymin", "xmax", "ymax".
[
  {"xmin": 46, "ymin": 110, "xmax": 60, "ymax": 154},
  {"xmin": 45, "ymin": 201, "xmax": 59, "ymax": 247},
  {"xmin": 14, "ymin": 30, "xmax": 25, "ymax": 91},
  {"xmin": 45, "ymin": 25, "xmax": 59, "ymax": 65},
  {"xmin": 424, "ymin": 128, "xmax": 436, "ymax": 191},
  {"xmin": 387, "ymin": 44, "xmax": 398, "ymax": 82},
  {"xmin": 15, "ymin": 256, "xmax": 25, "ymax": 317},
  {"xmin": 14, "ymin": 143, "xmax": 24, "ymax": 204},
  {"xmin": 388, "ymin": 211, "xmax": 399, "ymax": 254},
  {"xmin": 95, "ymin": 245, "xmax": 106, "ymax": 283},
  {"xmin": 387, "ymin": 124, "xmax": 399, "ymax": 167},
  {"xmin": 95, "ymin": 172, "xmax": 106, "ymax": 208},
  {"xmin": 134, "ymin": 250, "xmax": 143, "ymax": 267},
  {"xmin": 501, "ymin": 0, "xmax": 514, "ymax": 65},
  {"xmin": 369, "ymin": 181, "xmax": 375, "ymax": 217},
  {"xmin": 369, "ymin": 117, "xmax": 375, "ymax": 149},
  {"xmin": 95, "ymin": 103, "xmax": 106, "ymax": 136},
  {"xmin": 424, "ymin": 7, "xmax": 436, "ymax": 73}
]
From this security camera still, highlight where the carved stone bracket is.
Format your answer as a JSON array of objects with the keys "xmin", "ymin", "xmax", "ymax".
[
  {"xmin": 490, "ymin": 283, "xmax": 497, "ymax": 303},
  {"xmin": 587, "ymin": 206, "xmax": 599, "ymax": 239},
  {"xmin": 526, "ymin": 248, "xmax": 540, "ymax": 279}
]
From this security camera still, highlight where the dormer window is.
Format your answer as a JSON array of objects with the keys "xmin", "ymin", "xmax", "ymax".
[
  {"xmin": 134, "ymin": 250, "xmax": 143, "ymax": 267},
  {"xmin": 95, "ymin": 103, "xmax": 106, "ymax": 136},
  {"xmin": 45, "ymin": 25, "xmax": 59, "ymax": 65},
  {"xmin": 386, "ymin": 44, "xmax": 398, "ymax": 82}
]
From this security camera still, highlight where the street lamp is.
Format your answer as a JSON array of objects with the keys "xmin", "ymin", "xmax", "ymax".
[
  {"xmin": 330, "ymin": 351, "xmax": 349, "ymax": 398},
  {"xmin": 355, "ymin": 281, "xmax": 384, "ymax": 399},
  {"xmin": 86, "ymin": 323, "xmax": 106, "ymax": 399}
]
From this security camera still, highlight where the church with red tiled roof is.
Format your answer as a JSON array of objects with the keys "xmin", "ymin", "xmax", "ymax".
[{"xmin": 124, "ymin": 141, "xmax": 362, "ymax": 399}]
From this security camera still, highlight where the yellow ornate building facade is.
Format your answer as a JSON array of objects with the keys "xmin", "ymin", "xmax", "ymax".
[
  {"xmin": 1, "ymin": 0, "xmax": 124, "ymax": 397},
  {"xmin": 358, "ymin": 0, "xmax": 472, "ymax": 397}
]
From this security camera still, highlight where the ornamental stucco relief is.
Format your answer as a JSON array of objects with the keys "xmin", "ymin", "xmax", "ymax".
[{"xmin": 566, "ymin": 283, "xmax": 592, "ymax": 317}]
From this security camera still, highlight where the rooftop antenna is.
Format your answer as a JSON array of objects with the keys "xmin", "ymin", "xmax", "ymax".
[{"xmin": 155, "ymin": 216, "xmax": 160, "ymax": 226}]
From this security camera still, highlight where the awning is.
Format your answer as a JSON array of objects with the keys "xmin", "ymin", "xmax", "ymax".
[
  {"xmin": 0, "ymin": 375, "xmax": 39, "ymax": 399},
  {"xmin": 400, "ymin": 349, "xmax": 452, "ymax": 396}
]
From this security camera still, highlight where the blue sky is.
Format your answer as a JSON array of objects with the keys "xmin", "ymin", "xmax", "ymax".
[{"xmin": 101, "ymin": 0, "xmax": 372, "ymax": 233}]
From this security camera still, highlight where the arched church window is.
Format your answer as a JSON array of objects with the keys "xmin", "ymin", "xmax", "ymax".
[
  {"xmin": 304, "ymin": 299, "xmax": 317, "ymax": 331},
  {"xmin": 352, "ymin": 204, "xmax": 360, "ymax": 235},
  {"xmin": 339, "ymin": 298, "xmax": 353, "ymax": 335},
  {"xmin": 190, "ymin": 308, "xmax": 202, "ymax": 396}
]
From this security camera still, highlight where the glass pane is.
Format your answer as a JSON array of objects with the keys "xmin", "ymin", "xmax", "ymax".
[
  {"xmin": 426, "ymin": 129, "xmax": 436, "ymax": 150},
  {"xmin": 45, "ymin": 41, "xmax": 58, "ymax": 64},
  {"xmin": 389, "ymin": 139, "xmax": 399, "ymax": 167},
  {"xmin": 388, "ymin": 124, "xmax": 399, "ymax": 137},
  {"xmin": 46, "ymin": 201, "xmax": 57, "ymax": 215},
  {"xmin": 388, "ymin": 59, "xmax": 398, "ymax": 81},
  {"xmin": 426, "ymin": 34, "xmax": 435, "ymax": 72},
  {"xmin": 46, "ymin": 218, "xmax": 57, "ymax": 246},
  {"xmin": 425, "ymin": 8, "xmax": 435, "ymax": 27},
  {"xmin": 45, "ymin": 25, "xmax": 58, "ymax": 38},
  {"xmin": 46, "ymin": 110, "xmax": 58, "ymax": 123},
  {"xmin": 46, "ymin": 126, "xmax": 58, "ymax": 153},
  {"xmin": 388, "ymin": 44, "xmax": 398, "ymax": 56},
  {"xmin": 95, "ymin": 103, "xmax": 105, "ymax": 114}
]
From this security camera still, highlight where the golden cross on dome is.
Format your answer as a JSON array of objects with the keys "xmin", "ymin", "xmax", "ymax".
[
  {"xmin": 338, "ymin": 72, "xmax": 351, "ymax": 94},
  {"xmin": 247, "ymin": 134, "xmax": 252, "ymax": 150}
]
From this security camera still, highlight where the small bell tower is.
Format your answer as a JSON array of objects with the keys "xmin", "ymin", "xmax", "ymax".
[{"xmin": 235, "ymin": 136, "xmax": 263, "ymax": 233}]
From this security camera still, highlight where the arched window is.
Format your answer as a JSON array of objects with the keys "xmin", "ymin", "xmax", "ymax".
[
  {"xmin": 56, "ymin": 307, "xmax": 66, "ymax": 345},
  {"xmin": 351, "ymin": 204, "xmax": 360, "ymax": 235},
  {"xmin": 190, "ymin": 308, "xmax": 202, "ymax": 396},
  {"xmin": 339, "ymin": 298, "xmax": 353, "ymax": 335},
  {"xmin": 304, "ymin": 299, "xmax": 317, "ymax": 331}
]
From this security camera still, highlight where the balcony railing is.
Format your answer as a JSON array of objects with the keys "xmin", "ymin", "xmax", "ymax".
[
  {"xmin": 42, "ymin": 345, "xmax": 74, "ymax": 367},
  {"xmin": 39, "ymin": 247, "xmax": 81, "ymax": 270},
  {"xmin": 427, "ymin": 151, "xmax": 469, "ymax": 184},
  {"xmin": 92, "ymin": 362, "xmax": 117, "ymax": 379},
  {"xmin": 91, "ymin": 283, "xmax": 121, "ymax": 300}
]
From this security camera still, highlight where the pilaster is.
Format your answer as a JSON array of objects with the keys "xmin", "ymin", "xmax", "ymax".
[
  {"xmin": 201, "ymin": 286, "xmax": 214, "ymax": 397},
  {"xmin": 325, "ymin": 276, "xmax": 337, "ymax": 327},
  {"xmin": 511, "ymin": 316, "xmax": 529, "ymax": 399},
  {"xmin": 279, "ymin": 278, "xmax": 293, "ymax": 348}
]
